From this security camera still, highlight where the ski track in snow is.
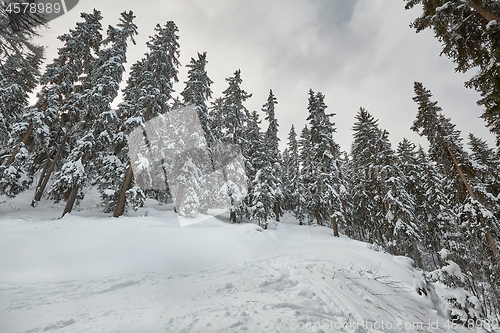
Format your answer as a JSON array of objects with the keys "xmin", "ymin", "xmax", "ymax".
[{"xmin": 0, "ymin": 198, "xmax": 479, "ymax": 333}]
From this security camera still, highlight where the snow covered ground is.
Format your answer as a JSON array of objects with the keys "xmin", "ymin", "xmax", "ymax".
[{"xmin": 0, "ymin": 192, "xmax": 482, "ymax": 333}]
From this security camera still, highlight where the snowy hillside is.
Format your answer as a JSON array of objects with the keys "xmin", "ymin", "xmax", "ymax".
[{"xmin": 0, "ymin": 193, "xmax": 483, "ymax": 333}]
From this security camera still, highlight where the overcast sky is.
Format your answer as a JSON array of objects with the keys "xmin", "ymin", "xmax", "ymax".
[{"xmin": 34, "ymin": 0, "xmax": 496, "ymax": 153}]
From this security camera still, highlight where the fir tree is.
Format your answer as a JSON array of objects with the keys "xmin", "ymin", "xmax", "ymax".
[
  {"xmin": 262, "ymin": 90, "xmax": 282, "ymax": 221},
  {"xmin": 48, "ymin": 11, "xmax": 137, "ymax": 217},
  {"xmin": 350, "ymin": 108, "xmax": 421, "ymax": 263},
  {"xmin": 1, "ymin": 10, "xmax": 102, "ymax": 199},
  {"xmin": 216, "ymin": 69, "xmax": 252, "ymax": 222},
  {"xmin": 411, "ymin": 81, "xmax": 500, "ymax": 317},
  {"xmin": 246, "ymin": 110, "xmax": 270, "ymax": 227},
  {"xmin": 298, "ymin": 125, "xmax": 314, "ymax": 224},
  {"xmin": 0, "ymin": 43, "xmax": 43, "ymax": 147},
  {"xmin": 283, "ymin": 125, "xmax": 301, "ymax": 215},
  {"xmin": 306, "ymin": 90, "xmax": 344, "ymax": 235},
  {"xmin": 414, "ymin": 146, "xmax": 457, "ymax": 270},
  {"xmin": 113, "ymin": 21, "xmax": 181, "ymax": 217},
  {"xmin": 181, "ymin": 52, "xmax": 214, "ymax": 143}
]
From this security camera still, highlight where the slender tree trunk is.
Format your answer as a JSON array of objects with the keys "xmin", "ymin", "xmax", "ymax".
[
  {"xmin": 113, "ymin": 162, "xmax": 134, "ymax": 217},
  {"xmin": 315, "ymin": 209, "xmax": 321, "ymax": 226},
  {"xmin": 230, "ymin": 210, "xmax": 236, "ymax": 223},
  {"xmin": 62, "ymin": 184, "xmax": 79, "ymax": 217},
  {"xmin": 445, "ymin": 142, "xmax": 500, "ymax": 268},
  {"xmin": 468, "ymin": 0, "xmax": 500, "ymax": 22},
  {"xmin": 274, "ymin": 199, "xmax": 280, "ymax": 222},
  {"xmin": 330, "ymin": 207, "xmax": 339, "ymax": 237},
  {"xmin": 32, "ymin": 135, "xmax": 66, "ymax": 207},
  {"xmin": 412, "ymin": 239, "xmax": 423, "ymax": 269},
  {"xmin": 61, "ymin": 152, "xmax": 89, "ymax": 218},
  {"xmin": 32, "ymin": 152, "xmax": 51, "ymax": 207}
]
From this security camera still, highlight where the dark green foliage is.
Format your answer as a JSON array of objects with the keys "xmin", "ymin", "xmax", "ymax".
[{"xmin": 405, "ymin": 0, "xmax": 500, "ymax": 145}]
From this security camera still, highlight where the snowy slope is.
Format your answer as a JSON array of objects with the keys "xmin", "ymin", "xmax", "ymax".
[{"xmin": 0, "ymin": 193, "xmax": 482, "ymax": 333}]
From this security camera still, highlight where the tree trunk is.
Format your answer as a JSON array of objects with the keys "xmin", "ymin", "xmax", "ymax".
[
  {"xmin": 32, "ymin": 152, "xmax": 51, "ymax": 207},
  {"xmin": 445, "ymin": 142, "xmax": 500, "ymax": 268},
  {"xmin": 315, "ymin": 209, "xmax": 322, "ymax": 226},
  {"xmin": 274, "ymin": 199, "xmax": 280, "ymax": 222},
  {"xmin": 113, "ymin": 163, "xmax": 134, "ymax": 217},
  {"xmin": 412, "ymin": 239, "xmax": 424, "ymax": 269},
  {"xmin": 4, "ymin": 122, "xmax": 34, "ymax": 167},
  {"xmin": 330, "ymin": 207, "xmax": 339, "ymax": 237},
  {"xmin": 468, "ymin": 0, "xmax": 500, "ymax": 22},
  {"xmin": 230, "ymin": 209, "xmax": 236, "ymax": 223},
  {"xmin": 61, "ymin": 152, "xmax": 89, "ymax": 218},
  {"xmin": 32, "ymin": 135, "xmax": 66, "ymax": 207}
]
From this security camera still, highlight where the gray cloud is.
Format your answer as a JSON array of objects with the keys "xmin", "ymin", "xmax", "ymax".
[{"xmin": 33, "ymin": 0, "xmax": 496, "ymax": 153}]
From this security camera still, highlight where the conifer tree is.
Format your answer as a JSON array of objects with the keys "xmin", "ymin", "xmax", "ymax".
[
  {"xmin": 48, "ymin": 11, "xmax": 137, "ymax": 217},
  {"xmin": 405, "ymin": 0, "xmax": 500, "ymax": 145},
  {"xmin": 298, "ymin": 125, "xmax": 314, "ymax": 224},
  {"xmin": 411, "ymin": 82, "xmax": 500, "ymax": 264},
  {"xmin": 283, "ymin": 125, "xmax": 301, "ymax": 214},
  {"xmin": 306, "ymin": 90, "xmax": 344, "ymax": 235},
  {"xmin": 181, "ymin": 52, "xmax": 213, "ymax": 143},
  {"xmin": 281, "ymin": 147, "xmax": 291, "ymax": 209},
  {"xmin": 216, "ymin": 69, "xmax": 252, "ymax": 222},
  {"xmin": 414, "ymin": 146, "xmax": 457, "ymax": 270},
  {"xmin": 262, "ymin": 90, "xmax": 282, "ymax": 221},
  {"xmin": 0, "ymin": 46, "xmax": 43, "ymax": 180},
  {"xmin": 411, "ymin": 81, "xmax": 500, "ymax": 317},
  {"xmin": 350, "ymin": 108, "xmax": 421, "ymax": 263},
  {"xmin": 246, "ymin": 110, "xmax": 270, "ymax": 227},
  {"xmin": 113, "ymin": 21, "xmax": 181, "ymax": 217},
  {"xmin": 349, "ymin": 108, "xmax": 379, "ymax": 241},
  {"xmin": 0, "ymin": 45, "xmax": 43, "ymax": 147},
  {"xmin": 1, "ymin": 10, "xmax": 102, "ymax": 199}
]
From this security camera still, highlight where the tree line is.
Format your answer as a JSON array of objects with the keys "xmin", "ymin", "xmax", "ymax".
[{"xmin": 0, "ymin": 2, "xmax": 499, "ymax": 322}]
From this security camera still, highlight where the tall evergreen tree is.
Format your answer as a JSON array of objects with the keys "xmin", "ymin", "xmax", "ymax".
[
  {"xmin": 1, "ymin": 10, "xmax": 102, "ymax": 199},
  {"xmin": 306, "ymin": 90, "xmax": 344, "ymax": 235},
  {"xmin": 0, "ymin": 45, "xmax": 43, "ymax": 186},
  {"xmin": 298, "ymin": 125, "xmax": 314, "ymax": 225},
  {"xmin": 350, "ymin": 108, "xmax": 421, "ymax": 263},
  {"xmin": 283, "ymin": 125, "xmax": 301, "ymax": 215},
  {"xmin": 181, "ymin": 51, "xmax": 213, "ymax": 143},
  {"xmin": 411, "ymin": 82, "xmax": 500, "ymax": 260},
  {"xmin": 112, "ymin": 21, "xmax": 181, "ymax": 217},
  {"xmin": 262, "ymin": 90, "xmax": 282, "ymax": 221},
  {"xmin": 246, "ymin": 110, "xmax": 270, "ymax": 227},
  {"xmin": 0, "ymin": 44, "xmax": 43, "ymax": 147},
  {"xmin": 411, "ymin": 81, "xmax": 500, "ymax": 317},
  {"xmin": 48, "ymin": 11, "xmax": 137, "ymax": 217},
  {"xmin": 215, "ymin": 69, "xmax": 252, "ymax": 222},
  {"xmin": 414, "ymin": 146, "xmax": 457, "ymax": 270}
]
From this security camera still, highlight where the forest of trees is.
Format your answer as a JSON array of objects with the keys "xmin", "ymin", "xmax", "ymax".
[{"xmin": 1, "ymin": 1, "xmax": 500, "ymax": 323}]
